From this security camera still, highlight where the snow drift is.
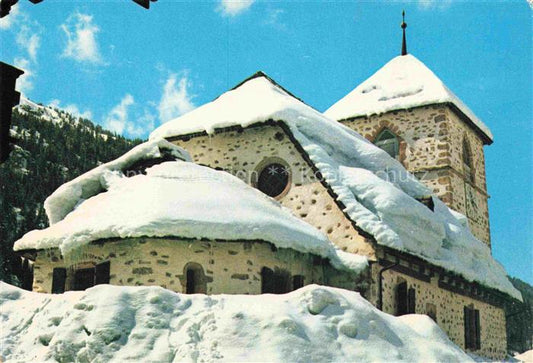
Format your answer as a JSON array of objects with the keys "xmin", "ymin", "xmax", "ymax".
[{"xmin": 0, "ymin": 282, "xmax": 473, "ymax": 362}]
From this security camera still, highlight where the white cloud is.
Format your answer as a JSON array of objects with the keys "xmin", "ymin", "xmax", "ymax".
[
  {"xmin": 158, "ymin": 74, "xmax": 195, "ymax": 123},
  {"xmin": 103, "ymin": 95, "xmax": 152, "ymax": 137},
  {"xmin": 1, "ymin": 8, "xmax": 42, "ymax": 96},
  {"xmin": 61, "ymin": 12, "xmax": 102, "ymax": 63},
  {"xmin": 418, "ymin": 0, "xmax": 452, "ymax": 10},
  {"xmin": 104, "ymin": 94, "xmax": 135, "ymax": 135},
  {"xmin": 264, "ymin": 8, "xmax": 286, "ymax": 30},
  {"xmin": 48, "ymin": 99, "xmax": 93, "ymax": 120},
  {"xmin": 218, "ymin": 0, "xmax": 254, "ymax": 17},
  {"xmin": 16, "ymin": 25, "xmax": 41, "ymax": 61},
  {"xmin": 0, "ymin": 5, "xmax": 19, "ymax": 30},
  {"xmin": 13, "ymin": 57, "xmax": 34, "ymax": 95}
]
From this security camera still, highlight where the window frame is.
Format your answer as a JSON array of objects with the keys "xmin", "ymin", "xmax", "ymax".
[{"xmin": 374, "ymin": 129, "xmax": 400, "ymax": 159}]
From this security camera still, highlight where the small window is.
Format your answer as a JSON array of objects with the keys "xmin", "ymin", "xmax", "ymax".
[
  {"xmin": 256, "ymin": 163, "xmax": 290, "ymax": 198},
  {"xmin": 464, "ymin": 305, "xmax": 481, "ymax": 350},
  {"xmin": 51, "ymin": 268, "xmax": 67, "ymax": 294},
  {"xmin": 184, "ymin": 263, "xmax": 207, "ymax": 294},
  {"xmin": 375, "ymin": 129, "xmax": 400, "ymax": 159},
  {"xmin": 463, "ymin": 138, "xmax": 474, "ymax": 183},
  {"xmin": 21, "ymin": 258, "xmax": 33, "ymax": 291}
]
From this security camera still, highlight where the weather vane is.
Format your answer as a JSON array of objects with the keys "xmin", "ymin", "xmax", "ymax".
[{"xmin": 401, "ymin": 10, "xmax": 408, "ymax": 56}]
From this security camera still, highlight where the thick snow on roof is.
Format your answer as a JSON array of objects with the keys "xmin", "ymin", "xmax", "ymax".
[
  {"xmin": 44, "ymin": 139, "xmax": 191, "ymax": 225},
  {"xmin": 14, "ymin": 161, "xmax": 366, "ymax": 272},
  {"xmin": 0, "ymin": 282, "xmax": 473, "ymax": 362},
  {"xmin": 324, "ymin": 54, "xmax": 493, "ymax": 142},
  {"xmin": 147, "ymin": 73, "xmax": 520, "ymax": 300}
]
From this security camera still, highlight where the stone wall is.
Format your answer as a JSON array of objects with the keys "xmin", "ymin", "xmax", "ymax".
[
  {"xmin": 170, "ymin": 124, "xmax": 376, "ymax": 259},
  {"xmin": 368, "ymin": 264, "xmax": 507, "ymax": 359},
  {"xmin": 339, "ymin": 105, "xmax": 491, "ymax": 245},
  {"xmin": 31, "ymin": 238, "xmax": 359, "ymax": 295}
]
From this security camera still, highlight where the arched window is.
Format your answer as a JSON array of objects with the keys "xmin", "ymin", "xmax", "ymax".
[
  {"xmin": 184, "ymin": 262, "xmax": 207, "ymax": 294},
  {"xmin": 375, "ymin": 129, "xmax": 400, "ymax": 159},
  {"xmin": 463, "ymin": 138, "xmax": 474, "ymax": 183},
  {"xmin": 256, "ymin": 163, "xmax": 290, "ymax": 198},
  {"xmin": 395, "ymin": 280, "xmax": 415, "ymax": 316}
]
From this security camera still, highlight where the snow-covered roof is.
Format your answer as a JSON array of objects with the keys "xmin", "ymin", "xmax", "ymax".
[
  {"xmin": 44, "ymin": 139, "xmax": 191, "ymax": 225},
  {"xmin": 148, "ymin": 72, "xmax": 519, "ymax": 300},
  {"xmin": 0, "ymin": 282, "xmax": 473, "ymax": 362},
  {"xmin": 14, "ymin": 159, "xmax": 367, "ymax": 273},
  {"xmin": 324, "ymin": 54, "xmax": 493, "ymax": 143}
]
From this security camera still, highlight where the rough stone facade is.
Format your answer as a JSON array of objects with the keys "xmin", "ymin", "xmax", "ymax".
[
  {"xmin": 338, "ymin": 105, "xmax": 491, "ymax": 245},
  {"xmin": 165, "ymin": 120, "xmax": 506, "ymax": 358},
  {"xmin": 32, "ymin": 238, "xmax": 360, "ymax": 295},
  {"xmin": 369, "ymin": 263, "xmax": 507, "ymax": 360},
  {"xmin": 169, "ymin": 124, "xmax": 376, "ymax": 258}
]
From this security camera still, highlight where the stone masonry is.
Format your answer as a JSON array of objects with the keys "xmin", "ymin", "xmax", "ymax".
[{"xmin": 338, "ymin": 105, "xmax": 491, "ymax": 245}]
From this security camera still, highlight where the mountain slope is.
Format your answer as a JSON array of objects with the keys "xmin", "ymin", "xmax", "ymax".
[{"xmin": 0, "ymin": 100, "xmax": 142, "ymax": 284}]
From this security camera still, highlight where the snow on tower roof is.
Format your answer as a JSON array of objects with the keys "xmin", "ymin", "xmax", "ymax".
[
  {"xmin": 148, "ymin": 72, "xmax": 519, "ymax": 300},
  {"xmin": 324, "ymin": 54, "xmax": 493, "ymax": 143},
  {"xmin": 14, "ymin": 160, "xmax": 367, "ymax": 273}
]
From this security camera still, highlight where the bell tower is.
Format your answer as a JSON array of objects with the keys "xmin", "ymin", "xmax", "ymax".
[{"xmin": 324, "ymin": 12, "xmax": 493, "ymax": 246}]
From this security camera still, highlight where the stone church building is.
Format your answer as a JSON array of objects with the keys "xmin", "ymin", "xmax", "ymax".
[{"xmin": 14, "ymin": 39, "xmax": 522, "ymax": 359}]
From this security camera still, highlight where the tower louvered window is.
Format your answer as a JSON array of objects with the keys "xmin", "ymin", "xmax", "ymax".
[
  {"xmin": 375, "ymin": 129, "xmax": 400, "ymax": 159},
  {"xmin": 463, "ymin": 138, "xmax": 474, "ymax": 183}
]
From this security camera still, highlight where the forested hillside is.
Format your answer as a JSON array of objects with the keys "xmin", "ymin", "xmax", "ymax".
[
  {"xmin": 0, "ymin": 100, "xmax": 142, "ymax": 284},
  {"xmin": 507, "ymin": 277, "xmax": 533, "ymax": 353}
]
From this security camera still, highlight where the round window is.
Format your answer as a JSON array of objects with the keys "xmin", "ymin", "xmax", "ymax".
[{"xmin": 256, "ymin": 163, "xmax": 290, "ymax": 198}]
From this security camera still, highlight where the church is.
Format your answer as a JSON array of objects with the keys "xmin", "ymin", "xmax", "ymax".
[{"xmin": 13, "ymin": 20, "xmax": 522, "ymax": 360}]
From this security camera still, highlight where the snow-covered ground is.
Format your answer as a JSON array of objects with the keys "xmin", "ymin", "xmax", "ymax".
[
  {"xmin": 514, "ymin": 349, "xmax": 533, "ymax": 362},
  {"xmin": 0, "ymin": 282, "xmax": 473, "ymax": 362}
]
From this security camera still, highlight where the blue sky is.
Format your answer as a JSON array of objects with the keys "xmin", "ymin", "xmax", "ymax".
[{"xmin": 1, "ymin": 1, "xmax": 531, "ymax": 284}]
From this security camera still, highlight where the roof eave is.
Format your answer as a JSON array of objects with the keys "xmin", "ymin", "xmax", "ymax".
[{"xmin": 335, "ymin": 102, "xmax": 493, "ymax": 145}]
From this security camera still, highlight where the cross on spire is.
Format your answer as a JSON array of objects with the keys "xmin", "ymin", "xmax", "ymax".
[{"xmin": 401, "ymin": 10, "xmax": 408, "ymax": 56}]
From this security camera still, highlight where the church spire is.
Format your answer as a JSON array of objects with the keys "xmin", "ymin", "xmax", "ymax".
[{"xmin": 401, "ymin": 10, "xmax": 408, "ymax": 56}]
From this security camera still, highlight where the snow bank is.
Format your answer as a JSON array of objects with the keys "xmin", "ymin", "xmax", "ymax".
[
  {"xmin": 515, "ymin": 350, "xmax": 533, "ymax": 362},
  {"xmin": 43, "ymin": 139, "xmax": 191, "ymax": 225},
  {"xmin": 324, "ymin": 54, "xmax": 493, "ymax": 141},
  {"xmin": 0, "ymin": 282, "xmax": 473, "ymax": 362},
  {"xmin": 14, "ymin": 161, "xmax": 366, "ymax": 273},
  {"xmin": 148, "ymin": 73, "xmax": 520, "ymax": 300}
]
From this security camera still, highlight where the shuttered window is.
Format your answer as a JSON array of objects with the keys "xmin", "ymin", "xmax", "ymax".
[
  {"xmin": 396, "ymin": 282, "xmax": 416, "ymax": 315},
  {"xmin": 261, "ymin": 267, "xmax": 291, "ymax": 294},
  {"xmin": 51, "ymin": 268, "xmax": 67, "ymax": 294},
  {"xmin": 292, "ymin": 275, "xmax": 304, "ymax": 290},
  {"xmin": 464, "ymin": 306, "xmax": 481, "ymax": 350},
  {"xmin": 73, "ymin": 267, "xmax": 95, "ymax": 291},
  {"xmin": 396, "ymin": 282, "xmax": 408, "ymax": 315},
  {"xmin": 407, "ymin": 287, "xmax": 416, "ymax": 314},
  {"xmin": 95, "ymin": 261, "xmax": 111, "ymax": 285}
]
